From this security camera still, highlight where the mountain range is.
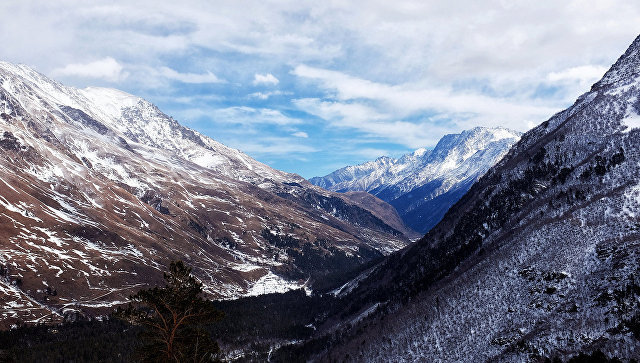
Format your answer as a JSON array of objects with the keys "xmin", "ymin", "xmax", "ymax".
[
  {"xmin": 298, "ymin": 34, "xmax": 640, "ymax": 362},
  {"xmin": 0, "ymin": 61, "xmax": 410, "ymax": 327},
  {"xmin": 2, "ymin": 31, "xmax": 640, "ymax": 362},
  {"xmin": 310, "ymin": 127, "xmax": 521, "ymax": 234}
]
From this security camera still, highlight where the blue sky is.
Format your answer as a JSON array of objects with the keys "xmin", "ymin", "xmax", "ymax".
[{"xmin": 2, "ymin": 1, "xmax": 640, "ymax": 178}]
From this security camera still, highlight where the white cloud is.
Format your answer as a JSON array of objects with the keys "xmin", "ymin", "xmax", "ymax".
[
  {"xmin": 295, "ymin": 98, "xmax": 449, "ymax": 148},
  {"xmin": 350, "ymin": 148, "xmax": 393, "ymax": 160},
  {"xmin": 253, "ymin": 73, "xmax": 279, "ymax": 86},
  {"xmin": 4, "ymin": 2, "xmax": 640, "ymax": 89},
  {"xmin": 158, "ymin": 66, "xmax": 224, "ymax": 84},
  {"xmin": 175, "ymin": 106, "xmax": 300, "ymax": 125},
  {"xmin": 227, "ymin": 137, "xmax": 317, "ymax": 155},
  {"xmin": 52, "ymin": 57, "xmax": 128, "ymax": 82},
  {"xmin": 547, "ymin": 65, "xmax": 608, "ymax": 84},
  {"xmin": 292, "ymin": 66, "xmax": 557, "ymax": 147},
  {"xmin": 248, "ymin": 90, "xmax": 289, "ymax": 99},
  {"xmin": 3, "ymin": 1, "xmax": 640, "ymax": 170},
  {"xmin": 213, "ymin": 106, "xmax": 301, "ymax": 125},
  {"xmin": 292, "ymin": 131, "xmax": 308, "ymax": 138},
  {"xmin": 293, "ymin": 65, "xmax": 556, "ymax": 120}
]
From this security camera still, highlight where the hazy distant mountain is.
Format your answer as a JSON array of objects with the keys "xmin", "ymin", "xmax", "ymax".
[
  {"xmin": 0, "ymin": 61, "xmax": 410, "ymax": 327},
  {"xmin": 310, "ymin": 127, "xmax": 521, "ymax": 233},
  {"xmin": 307, "ymin": 34, "xmax": 640, "ymax": 362}
]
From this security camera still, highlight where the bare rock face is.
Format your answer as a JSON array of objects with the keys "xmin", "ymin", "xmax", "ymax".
[
  {"xmin": 316, "ymin": 35, "xmax": 640, "ymax": 361},
  {"xmin": 0, "ymin": 61, "xmax": 410, "ymax": 327}
]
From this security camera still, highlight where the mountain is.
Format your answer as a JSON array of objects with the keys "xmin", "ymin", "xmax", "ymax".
[
  {"xmin": 0, "ymin": 61, "xmax": 410, "ymax": 328},
  {"xmin": 292, "ymin": 35, "xmax": 640, "ymax": 362},
  {"xmin": 310, "ymin": 127, "xmax": 521, "ymax": 234}
]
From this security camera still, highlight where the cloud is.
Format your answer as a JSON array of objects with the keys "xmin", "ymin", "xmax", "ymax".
[
  {"xmin": 52, "ymin": 57, "xmax": 128, "ymax": 82},
  {"xmin": 248, "ymin": 90, "xmax": 290, "ymax": 99},
  {"xmin": 295, "ymin": 98, "xmax": 448, "ymax": 148},
  {"xmin": 4, "ymin": 1, "xmax": 640, "ymax": 175},
  {"xmin": 293, "ymin": 65, "xmax": 556, "ymax": 120},
  {"xmin": 349, "ymin": 148, "xmax": 393, "ymax": 160},
  {"xmin": 158, "ymin": 66, "xmax": 224, "ymax": 84},
  {"xmin": 212, "ymin": 106, "xmax": 301, "ymax": 125},
  {"xmin": 253, "ymin": 73, "xmax": 279, "ymax": 86},
  {"xmin": 292, "ymin": 66, "xmax": 558, "ymax": 147},
  {"xmin": 547, "ymin": 65, "xmax": 608, "ymax": 84},
  {"xmin": 226, "ymin": 137, "xmax": 317, "ymax": 156},
  {"xmin": 292, "ymin": 131, "xmax": 308, "ymax": 138}
]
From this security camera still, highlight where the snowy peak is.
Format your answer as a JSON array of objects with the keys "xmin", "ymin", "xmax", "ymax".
[
  {"xmin": 429, "ymin": 127, "xmax": 520, "ymax": 162},
  {"xmin": 593, "ymin": 34, "xmax": 640, "ymax": 90},
  {"xmin": 310, "ymin": 127, "xmax": 520, "ymax": 233},
  {"xmin": 0, "ymin": 60, "xmax": 411, "ymax": 327},
  {"xmin": 79, "ymin": 86, "xmax": 142, "ymax": 120},
  {"xmin": 0, "ymin": 62, "xmax": 299, "ymax": 184}
]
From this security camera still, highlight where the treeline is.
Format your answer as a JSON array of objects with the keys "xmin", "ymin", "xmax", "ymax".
[
  {"xmin": 0, "ymin": 290, "xmax": 333, "ymax": 362},
  {"xmin": 1, "ymin": 260, "xmax": 637, "ymax": 362},
  {"xmin": 0, "ymin": 319, "xmax": 139, "ymax": 362}
]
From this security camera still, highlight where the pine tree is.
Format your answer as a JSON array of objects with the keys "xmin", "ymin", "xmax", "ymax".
[{"xmin": 116, "ymin": 261, "xmax": 223, "ymax": 362}]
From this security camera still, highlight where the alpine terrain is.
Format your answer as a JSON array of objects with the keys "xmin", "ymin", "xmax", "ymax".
[
  {"xmin": 0, "ymin": 61, "xmax": 410, "ymax": 328},
  {"xmin": 295, "ymin": 34, "xmax": 640, "ymax": 362},
  {"xmin": 310, "ymin": 127, "xmax": 521, "ymax": 234}
]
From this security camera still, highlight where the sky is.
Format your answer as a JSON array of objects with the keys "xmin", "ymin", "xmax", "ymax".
[{"xmin": 1, "ymin": 1, "xmax": 640, "ymax": 178}]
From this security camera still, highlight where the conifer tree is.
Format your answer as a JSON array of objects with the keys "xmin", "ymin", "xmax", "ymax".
[{"xmin": 116, "ymin": 261, "xmax": 223, "ymax": 362}]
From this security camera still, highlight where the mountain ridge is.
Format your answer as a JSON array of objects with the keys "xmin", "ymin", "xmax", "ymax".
[
  {"xmin": 306, "ymin": 33, "xmax": 640, "ymax": 362},
  {"xmin": 0, "ymin": 61, "xmax": 410, "ymax": 328},
  {"xmin": 310, "ymin": 126, "xmax": 521, "ymax": 233}
]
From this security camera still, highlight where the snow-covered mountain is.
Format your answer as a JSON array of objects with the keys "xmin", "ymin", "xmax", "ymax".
[
  {"xmin": 310, "ymin": 127, "xmax": 521, "ymax": 233},
  {"xmin": 302, "ymin": 34, "xmax": 640, "ymax": 362},
  {"xmin": 0, "ymin": 61, "xmax": 410, "ymax": 327}
]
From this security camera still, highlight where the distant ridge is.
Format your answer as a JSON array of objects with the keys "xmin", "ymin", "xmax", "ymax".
[{"xmin": 310, "ymin": 127, "xmax": 521, "ymax": 233}]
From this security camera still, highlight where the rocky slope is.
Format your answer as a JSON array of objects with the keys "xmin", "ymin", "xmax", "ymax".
[
  {"xmin": 306, "ymin": 34, "xmax": 640, "ymax": 362},
  {"xmin": 310, "ymin": 127, "xmax": 521, "ymax": 233},
  {"xmin": 0, "ymin": 62, "xmax": 409, "ymax": 328}
]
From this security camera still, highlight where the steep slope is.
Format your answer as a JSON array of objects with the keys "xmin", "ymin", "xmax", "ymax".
[
  {"xmin": 310, "ymin": 127, "xmax": 520, "ymax": 233},
  {"xmin": 310, "ymin": 35, "xmax": 640, "ymax": 362},
  {"xmin": 0, "ymin": 62, "xmax": 409, "ymax": 328},
  {"xmin": 341, "ymin": 191, "xmax": 420, "ymax": 239}
]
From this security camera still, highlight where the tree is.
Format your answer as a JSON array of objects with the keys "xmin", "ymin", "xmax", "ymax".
[{"xmin": 116, "ymin": 261, "xmax": 223, "ymax": 362}]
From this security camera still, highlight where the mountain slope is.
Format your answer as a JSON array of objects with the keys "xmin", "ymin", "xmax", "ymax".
[
  {"xmin": 310, "ymin": 127, "xmax": 521, "ymax": 233},
  {"xmin": 0, "ymin": 61, "xmax": 410, "ymax": 328},
  {"xmin": 309, "ymin": 35, "xmax": 640, "ymax": 362}
]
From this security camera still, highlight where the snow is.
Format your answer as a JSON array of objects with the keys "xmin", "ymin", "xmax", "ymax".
[
  {"xmin": 79, "ymin": 87, "xmax": 141, "ymax": 120},
  {"xmin": 0, "ymin": 176, "xmax": 19, "ymax": 193},
  {"xmin": 0, "ymin": 59, "xmax": 412, "ymax": 325},
  {"xmin": 245, "ymin": 271, "xmax": 305, "ymax": 296},
  {"xmin": 323, "ymin": 35, "xmax": 640, "ymax": 362},
  {"xmin": 312, "ymin": 127, "xmax": 521, "ymax": 232},
  {"xmin": 312, "ymin": 127, "xmax": 520, "ymax": 199},
  {"xmin": 621, "ymin": 110, "xmax": 640, "ymax": 132},
  {"xmin": 413, "ymin": 147, "xmax": 428, "ymax": 157}
]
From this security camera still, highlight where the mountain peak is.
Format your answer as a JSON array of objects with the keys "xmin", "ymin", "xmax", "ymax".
[
  {"xmin": 310, "ymin": 127, "xmax": 521, "ymax": 233},
  {"xmin": 412, "ymin": 147, "xmax": 428, "ymax": 157},
  {"xmin": 0, "ymin": 59, "xmax": 411, "ymax": 326},
  {"xmin": 80, "ymin": 87, "xmax": 142, "ymax": 120},
  {"xmin": 592, "ymin": 34, "xmax": 640, "ymax": 90}
]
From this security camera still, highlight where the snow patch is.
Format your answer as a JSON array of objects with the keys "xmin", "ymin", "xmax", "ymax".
[{"xmin": 245, "ymin": 271, "xmax": 305, "ymax": 296}]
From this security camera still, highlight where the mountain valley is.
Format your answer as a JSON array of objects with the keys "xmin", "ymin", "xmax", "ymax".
[
  {"xmin": 0, "ymin": 26, "xmax": 639, "ymax": 363},
  {"xmin": 0, "ymin": 62, "xmax": 409, "ymax": 328}
]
